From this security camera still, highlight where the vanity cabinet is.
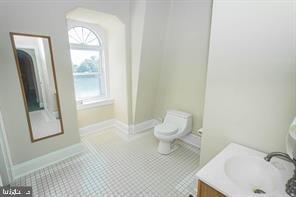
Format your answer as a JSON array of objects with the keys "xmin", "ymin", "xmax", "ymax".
[{"xmin": 197, "ymin": 180, "xmax": 226, "ymax": 197}]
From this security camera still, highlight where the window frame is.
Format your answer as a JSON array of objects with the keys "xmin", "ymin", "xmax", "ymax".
[{"xmin": 67, "ymin": 22, "xmax": 111, "ymax": 108}]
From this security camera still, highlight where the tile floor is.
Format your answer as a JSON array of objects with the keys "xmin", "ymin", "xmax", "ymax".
[{"xmin": 11, "ymin": 128, "xmax": 200, "ymax": 197}]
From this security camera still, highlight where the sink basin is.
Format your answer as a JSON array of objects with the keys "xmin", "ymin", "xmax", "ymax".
[{"xmin": 224, "ymin": 156, "xmax": 283, "ymax": 195}]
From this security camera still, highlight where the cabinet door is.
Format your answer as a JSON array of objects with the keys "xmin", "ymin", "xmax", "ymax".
[{"xmin": 197, "ymin": 180, "xmax": 225, "ymax": 197}]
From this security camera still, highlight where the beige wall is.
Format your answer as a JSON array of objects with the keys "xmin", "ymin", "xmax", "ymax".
[
  {"xmin": 154, "ymin": 0, "xmax": 212, "ymax": 133},
  {"xmin": 133, "ymin": 1, "xmax": 171, "ymax": 123},
  {"xmin": 131, "ymin": 0, "xmax": 146, "ymax": 122},
  {"xmin": 200, "ymin": 0, "xmax": 296, "ymax": 166},
  {"xmin": 133, "ymin": 1, "xmax": 170, "ymax": 123},
  {"xmin": 130, "ymin": 0, "xmax": 213, "ymax": 129},
  {"xmin": 108, "ymin": 23, "xmax": 130, "ymax": 124},
  {"xmin": 77, "ymin": 105, "xmax": 114, "ymax": 128},
  {"xmin": 0, "ymin": 1, "xmax": 130, "ymax": 165}
]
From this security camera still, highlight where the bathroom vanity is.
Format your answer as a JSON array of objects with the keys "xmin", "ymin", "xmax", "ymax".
[
  {"xmin": 197, "ymin": 180, "xmax": 225, "ymax": 197},
  {"xmin": 196, "ymin": 143, "xmax": 294, "ymax": 197}
]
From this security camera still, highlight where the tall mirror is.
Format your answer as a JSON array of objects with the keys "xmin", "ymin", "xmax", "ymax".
[{"xmin": 10, "ymin": 33, "xmax": 64, "ymax": 142}]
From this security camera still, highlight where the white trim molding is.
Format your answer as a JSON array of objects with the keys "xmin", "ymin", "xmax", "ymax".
[
  {"xmin": 12, "ymin": 143, "xmax": 84, "ymax": 180},
  {"xmin": 79, "ymin": 119, "xmax": 201, "ymax": 148},
  {"xmin": 80, "ymin": 119, "xmax": 116, "ymax": 136},
  {"xmin": 128, "ymin": 119, "xmax": 160, "ymax": 134},
  {"xmin": 113, "ymin": 120, "xmax": 130, "ymax": 135},
  {"xmin": 114, "ymin": 119, "xmax": 159, "ymax": 135},
  {"xmin": 0, "ymin": 111, "xmax": 13, "ymax": 184},
  {"xmin": 79, "ymin": 119, "xmax": 160, "ymax": 136},
  {"xmin": 77, "ymin": 99, "xmax": 114, "ymax": 110},
  {"xmin": 180, "ymin": 133, "xmax": 201, "ymax": 148}
]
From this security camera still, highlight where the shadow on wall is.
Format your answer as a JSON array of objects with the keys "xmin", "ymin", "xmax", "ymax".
[{"xmin": 66, "ymin": 8, "xmax": 130, "ymax": 125}]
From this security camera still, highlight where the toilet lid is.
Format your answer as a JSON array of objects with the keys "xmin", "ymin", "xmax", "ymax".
[{"xmin": 155, "ymin": 124, "xmax": 178, "ymax": 135}]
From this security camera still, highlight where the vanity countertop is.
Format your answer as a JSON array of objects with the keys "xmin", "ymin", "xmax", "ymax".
[{"xmin": 196, "ymin": 143, "xmax": 294, "ymax": 197}]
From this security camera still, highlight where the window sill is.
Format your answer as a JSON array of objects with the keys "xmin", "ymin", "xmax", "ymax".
[{"xmin": 77, "ymin": 98, "xmax": 114, "ymax": 110}]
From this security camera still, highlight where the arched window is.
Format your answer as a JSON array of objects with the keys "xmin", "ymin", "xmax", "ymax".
[{"xmin": 68, "ymin": 26, "xmax": 107, "ymax": 104}]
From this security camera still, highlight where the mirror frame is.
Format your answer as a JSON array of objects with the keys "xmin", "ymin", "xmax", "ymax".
[{"xmin": 9, "ymin": 32, "xmax": 64, "ymax": 142}]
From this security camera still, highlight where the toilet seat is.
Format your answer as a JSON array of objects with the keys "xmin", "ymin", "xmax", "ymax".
[{"xmin": 155, "ymin": 123, "xmax": 178, "ymax": 136}]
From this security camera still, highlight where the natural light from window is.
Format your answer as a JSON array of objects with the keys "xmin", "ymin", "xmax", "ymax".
[{"xmin": 68, "ymin": 26, "xmax": 107, "ymax": 104}]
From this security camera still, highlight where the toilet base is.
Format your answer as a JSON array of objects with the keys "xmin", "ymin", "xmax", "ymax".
[{"xmin": 157, "ymin": 140, "xmax": 178, "ymax": 155}]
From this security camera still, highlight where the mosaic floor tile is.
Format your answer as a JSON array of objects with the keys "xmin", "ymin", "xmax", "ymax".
[{"xmin": 11, "ymin": 128, "xmax": 200, "ymax": 197}]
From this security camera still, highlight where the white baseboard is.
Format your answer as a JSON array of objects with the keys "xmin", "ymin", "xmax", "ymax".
[
  {"xmin": 80, "ymin": 119, "xmax": 116, "ymax": 136},
  {"xmin": 79, "ymin": 119, "xmax": 200, "ymax": 148},
  {"xmin": 113, "ymin": 119, "xmax": 130, "ymax": 135},
  {"xmin": 12, "ymin": 143, "xmax": 84, "ymax": 180},
  {"xmin": 180, "ymin": 133, "xmax": 201, "ymax": 148},
  {"xmin": 80, "ymin": 119, "xmax": 159, "ymax": 136},
  {"xmin": 129, "ymin": 119, "xmax": 159, "ymax": 134}
]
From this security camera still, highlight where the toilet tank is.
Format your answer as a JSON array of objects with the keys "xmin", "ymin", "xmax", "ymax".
[{"xmin": 164, "ymin": 110, "xmax": 192, "ymax": 133}]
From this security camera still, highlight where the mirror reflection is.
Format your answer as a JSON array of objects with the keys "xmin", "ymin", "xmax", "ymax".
[{"xmin": 10, "ymin": 33, "xmax": 64, "ymax": 142}]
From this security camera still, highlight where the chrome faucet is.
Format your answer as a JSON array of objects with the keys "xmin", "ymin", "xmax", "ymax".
[{"xmin": 264, "ymin": 152, "xmax": 296, "ymax": 197}]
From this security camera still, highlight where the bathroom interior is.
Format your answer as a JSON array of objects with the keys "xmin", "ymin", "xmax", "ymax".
[{"xmin": 0, "ymin": 0, "xmax": 295, "ymax": 196}]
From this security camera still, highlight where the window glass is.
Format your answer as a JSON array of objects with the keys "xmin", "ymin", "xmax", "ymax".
[
  {"xmin": 68, "ymin": 26, "xmax": 106, "ymax": 103},
  {"xmin": 68, "ymin": 27, "xmax": 101, "ymax": 46}
]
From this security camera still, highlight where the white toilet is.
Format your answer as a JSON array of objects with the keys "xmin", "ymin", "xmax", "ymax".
[{"xmin": 154, "ymin": 110, "xmax": 192, "ymax": 154}]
